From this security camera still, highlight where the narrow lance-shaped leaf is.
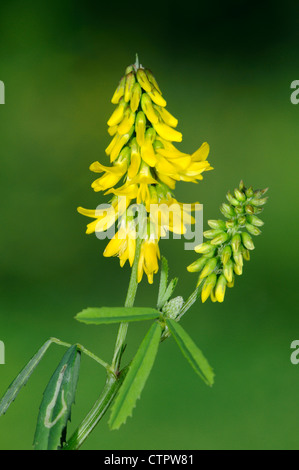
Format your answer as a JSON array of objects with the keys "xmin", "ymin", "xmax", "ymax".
[
  {"xmin": 0, "ymin": 339, "xmax": 53, "ymax": 417},
  {"xmin": 75, "ymin": 307, "xmax": 161, "ymax": 325},
  {"xmin": 109, "ymin": 322, "xmax": 162, "ymax": 430},
  {"xmin": 159, "ymin": 277, "xmax": 178, "ymax": 308},
  {"xmin": 157, "ymin": 257, "xmax": 169, "ymax": 309},
  {"xmin": 166, "ymin": 319, "xmax": 215, "ymax": 386},
  {"xmin": 33, "ymin": 345, "xmax": 81, "ymax": 450}
]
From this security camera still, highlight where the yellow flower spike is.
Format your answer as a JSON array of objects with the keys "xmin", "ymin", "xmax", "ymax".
[
  {"xmin": 201, "ymin": 274, "xmax": 217, "ymax": 303},
  {"xmin": 153, "ymin": 122, "xmax": 182, "ymax": 142},
  {"xmin": 130, "ymin": 83, "xmax": 142, "ymax": 113},
  {"xmin": 135, "ymin": 111, "xmax": 147, "ymax": 146},
  {"xmin": 215, "ymin": 275, "xmax": 227, "ymax": 303},
  {"xmin": 141, "ymin": 94, "xmax": 159, "ymax": 124},
  {"xmin": 111, "ymin": 76, "xmax": 126, "ymax": 104},
  {"xmin": 154, "ymin": 105, "xmax": 178, "ymax": 128},
  {"xmin": 124, "ymin": 72, "xmax": 136, "ymax": 103},
  {"xmin": 107, "ymin": 99, "xmax": 127, "ymax": 127},
  {"xmin": 117, "ymin": 109, "xmax": 136, "ymax": 135},
  {"xmin": 136, "ymin": 68, "xmax": 152, "ymax": 92},
  {"xmin": 148, "ymin": 89, "xmax": 167, "ymax": 107},
  {"xmin": 79, "ymin": 59, "xmax": 213, "ymax": 284}
]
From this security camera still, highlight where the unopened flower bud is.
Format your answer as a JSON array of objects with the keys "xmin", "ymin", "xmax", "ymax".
[
  {"xmin": 221, "ymin": 245, "xmax": 232, "ymax": 265},
  {"xmin": 234, "ymin": 263, "xmax": 243, "ymax": 276},
  {"xmin": 215, "ymin": 274, "xmax": 227, "ymax": 303},
  {"xmin": 135, "ymin": 111, "xmax": 147, "ymax": 146},
  {"xmin": 233, "ymin": 251, "xmax": 243, "ymax": 267},
  {"xmin": 220, "ymin": 203, "xmax": 235, "ymax": 219},
  {"xmin": 223, "ymin": 259, "xmax": 234, "ymax": 283},
  {"xmin": 145, "ymin": 69, "xmax": 162, "ymax": 94},
  {"xmin": 130, "ymin": 83, "xmax": 142, "ymax": 113},
  {"xmin": 111, "ymin": 76, "xmax": 126, "ymax": 104},
  {"xmin": 226, "ymin": 191, "xmax": 239, "ymax": 206},
  {"xmin": 246, "ymin": 215, "xmax": 264, "ymax": 227},
  {"xmin": 239, "ymin": 180, "xmax": 245, "ymax": 191},
  {"xmin": 194, "ymin": 242, "xmax": 215, "ymax": 255},
  {"xmin": 124, "ymin": 72, "xmax": 136, "ymax": 102},
  {"xmin": 141, "ymin": 93, "xmax": 159, "ymax": 124},
  {"xmin": 162, "ymin": 296, "xmax": 184, "ymax": 320},
  {"xmin": 234, "ymin": 188, "xmax": 246, "ymax": 202},
  {"xmin": 241, "ymin": 247, "xmax": 250, "ymax": 261},
  {"xmin": 251, "ymin": 197, "xmax": 268, "ymax": 206},
  {"xmin": 245, "ymin": 205, "xmax": 255, "ymax": 215},
  {"xmin": 187, "ymin": 257, "xmax": 207, "ymax": 273},
  {"xmin": 200, "ymin": 257, "xmax": 218, "ymax": 279},
  {"xmin": 207, "ymin": 219, "xmax": 227, "ymax": 230},
  {"xmin": 245, "ymin": 186, "xmax": 254, "ymax": 198},
  {"xmin": 201, "ymin": 273, "xmax": 217, "ymax": 303},
  {"xmin": 136, "ymin": 68, "xmax": 152, "ymax": 92},
  {"xmin": 211, "ymin": 232, "xmax": 229, "ymax": 246},
  {"xmin": 225, "ymin": 219, "xmax": 237, "ymax": 229},
  {"xmin": 235, "ymin": 205, "xmax": 244, "ymax": 215},
  {"xmin": 241, "ymin": 232, "xmax": 255, "ymax": 250},
  {"xmin": 231, "ymin": 233, "xmax": 241, "ymax": 253},
  {"xmin": 245, "ymin": 223, "xmax": 261, "ymax": 236},
  {"xmin": 238, "ymin": 215, "xmax": 246, "ymax": 226},
  {"xmin": 203, "ymin": 229, "xmax": 224, "ymax": 239}
]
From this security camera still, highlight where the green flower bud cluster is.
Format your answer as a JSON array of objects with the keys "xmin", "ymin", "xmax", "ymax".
[
  {"xmin": 187, "ymin": 181, "xmax": 268, "ymax": 303},
  {"xmin": 162, "ymin": 296, "xmax": 184, "ymax": 320}
]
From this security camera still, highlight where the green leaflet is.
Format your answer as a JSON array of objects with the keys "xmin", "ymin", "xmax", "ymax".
[
  {"xmin": 109, "ymin": 322, "xmax": 162, "ymax": 430},
  {"xmin": 0, "ymin": 339, "xmax": 53, "ymax": 417},
  {"xmin": 157, "ymin": 257, "xmax": 179, "ymax": 310},
  {"xmin": 157, "ymin": 256, "xmax": 169, "ymax": 309},
  {"xmin": 166, "ymin": 319, "xmax": 215, "ymax": 387},
  {"xmin": 33, "ymin": 345, "xmax": 81, "ymax": 450},
  {"xmin": 75, "ymin": 307, "xmax": 160, "ymax": 324},
  {"xmin": 160, "ymin": 278, "xmax": 178, "ymax": 306}
]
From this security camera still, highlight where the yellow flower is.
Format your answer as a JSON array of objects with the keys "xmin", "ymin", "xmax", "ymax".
[
  {"xmin": 78, "ymin": 58, "xmax": 213, "ymax": 283},
  {"xmin": 138, "ymin": 234, "xmax": 160, "ymax": 284},
  {"xmin": 103, "ymin": 218, "xmax": 137, "ymax": 268}
]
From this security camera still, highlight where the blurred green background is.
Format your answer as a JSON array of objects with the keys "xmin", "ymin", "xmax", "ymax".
[{"xmin": 0, "ymin": 0, "xmax": 299, "ymax": 450}]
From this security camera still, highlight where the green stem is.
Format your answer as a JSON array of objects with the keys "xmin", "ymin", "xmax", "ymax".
[
  {"xmin": 63, "ymin": 238, "xmax": 142, "ymax": 451},
  {"xmin": 50, "ymin": 338, "xmax": 113, "ymax": 373},
  {"xmin": 111, "ymin": 237, "xmax": 142, "ymax": 371},
  {"xmin": 177, "ymin": 286, "xmax": 201, "ymax": 320},
  {"xmin": 63, "ymin": 370, "xmax": 127, "ymax": 451}
]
